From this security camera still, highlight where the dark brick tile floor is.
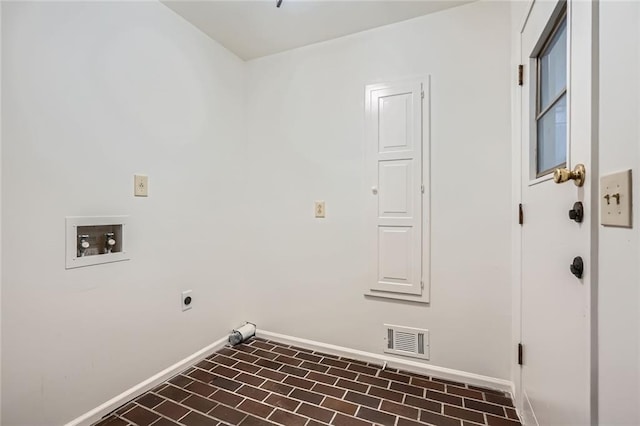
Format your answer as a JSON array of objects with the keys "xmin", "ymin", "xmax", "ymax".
[{"xmin": 94, "ymin": 338, "xmax": 521, "ymax": 426}]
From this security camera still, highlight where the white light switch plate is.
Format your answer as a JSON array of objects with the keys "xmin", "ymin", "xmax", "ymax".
[
  {"xmin": 600, "ymin": 169, "xmax": 632, "ymax": 227},
  {"xmin": 134, "ymin": 174, "xmax": 148, "ymax": 197},
  {"xmin": 315, "ymin": 201, "xmax": 325, "ymax": 218}
]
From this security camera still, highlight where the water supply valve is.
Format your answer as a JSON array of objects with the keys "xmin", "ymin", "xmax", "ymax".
[
  {"xmin": 105, "ymin": 232, "xmax": 116, "ymax": 254},
  {"xmin": 78, "ymin": 235, "xmax": 90, "ymax": 257}
]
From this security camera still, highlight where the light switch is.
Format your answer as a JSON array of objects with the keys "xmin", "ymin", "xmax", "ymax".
[
  {"xmin": 600, "ymin": 169, "xmax": 632, "ymax": 227},
  {"xmin": 315, "ymin": 201, "xmax": 325, "ymax": 218},
  {"xmin": 134, "ymin": 174, "xmax": 148, "ymax": 197}
]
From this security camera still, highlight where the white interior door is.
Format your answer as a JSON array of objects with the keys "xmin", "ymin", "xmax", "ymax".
[
  {"xmin": 366, "ymin": 79, "xmax": 424, "ymax": 297},
  {"xmin": 519, "ymin": 1, "xmax": 595, "ymax": 424}
]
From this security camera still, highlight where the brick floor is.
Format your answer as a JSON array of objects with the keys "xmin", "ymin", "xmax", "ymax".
[{"xmin": 94, "ymin": 338, "xmax": 521, "ymax": 426}]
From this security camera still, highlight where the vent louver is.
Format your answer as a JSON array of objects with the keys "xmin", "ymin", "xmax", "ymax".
[
  {"xmin": 418, "ymin": 333, "xmax": 425, "ymax": 355},
  {"xmin": 384, "ymin": 325, "xmax": 429, "ymax": 360}
]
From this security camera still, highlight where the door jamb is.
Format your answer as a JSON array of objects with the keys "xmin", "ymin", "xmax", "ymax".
[{"xmin": 511, "ymin": 0, "xmax": 534, "ymax": 417}]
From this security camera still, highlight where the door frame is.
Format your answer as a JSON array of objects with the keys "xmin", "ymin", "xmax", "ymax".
[{"xmin": 511, "ymin": 0, "xmax": 599, "ymax": 424}]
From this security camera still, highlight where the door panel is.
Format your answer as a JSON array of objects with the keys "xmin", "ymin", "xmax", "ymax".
[
  {"xmin": 379, "ymin": 93, "xmax": 413, "ymax": 153},
  {"xmin": 366, "ymin": 80, "xmax": 423, "ymax": 296},
  {"xmin": 519, "ymin": 1, "xmax": 594, "ymax": 424},
  {"xmin": 378, "ymin": 226, "xmax": 413, "ymax": 286},
  {"xmin": 379, "ymin": 160, "xmax": 413, "ymax": 218}
]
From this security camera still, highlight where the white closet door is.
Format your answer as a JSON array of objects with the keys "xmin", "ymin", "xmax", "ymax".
[{"xmin": 366, "ymin": 80, "xmax": 424, "ymax": 296}]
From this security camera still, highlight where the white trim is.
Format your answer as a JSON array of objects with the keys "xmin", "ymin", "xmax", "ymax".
[
  {"xmin": 64, "ymin": 336, "xmax": 229, "ymax": 426},
  {"xmin": 64, "ymin": 329, "xmax": 516, "ymax": 426},
  {"xmin": 422, "ymin": 75, "xmax": 432, "ymax": 303},
  {"xmin": 512, "ymin": 1, "xmax": 525, "ymax": 415},
  {"xmin": 0, "ymin": 4, "xmax": 3, "ymax": 423},
  {"xmin": 520, "ymin": 0, "xmax": 537, "ymax": 34},
  {"xmin": 364, "ymin": 289, "xmax": 429, "ymax": 304},
  {"xmin": 527, "ymin": 173, "xmax": 554, "ymax": 187},
  {"xmin": 257, "ymin": 330, "xmax": 513, "ymax": 394},
  {"xmin": 521, "ymin": 391, "xmax": 540, "ymax": 426}
]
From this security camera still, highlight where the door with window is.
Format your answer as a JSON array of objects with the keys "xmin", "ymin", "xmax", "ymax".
[{"xmin": 519, "ymin": 1, "xmax": 595, "ymax": 424}]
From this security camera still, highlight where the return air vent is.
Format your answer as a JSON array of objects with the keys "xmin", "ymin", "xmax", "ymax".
[{"xmin": 384, "ymin": 324, "xmax": 429, "ymax": 360}]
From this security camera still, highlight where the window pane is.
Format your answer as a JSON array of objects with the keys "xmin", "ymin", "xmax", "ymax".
[
  {"xmin": 537, "ymin": 94, "xmax": 567, "ymax": 174},
  {"xmin": 539, "ymin": 18, "xmax": 567, "ymax": 110}
]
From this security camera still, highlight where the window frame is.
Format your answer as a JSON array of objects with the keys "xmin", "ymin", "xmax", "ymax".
[{"xmin": 533, "ymin": 8, "xmax": 569, "ymax": 179}]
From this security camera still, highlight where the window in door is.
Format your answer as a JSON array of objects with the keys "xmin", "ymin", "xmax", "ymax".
[{"xmin": 535, "ymin": 11, "xmax": 568, "ymax": 177}]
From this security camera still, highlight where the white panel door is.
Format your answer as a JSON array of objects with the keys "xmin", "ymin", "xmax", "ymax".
[
  {"xmin": 366, "ymin": 79, "xmax": 424, "ymax": 297},
  {"xmin": 518, "ymin": 1, "xmax": 595, "ymax": 424}
]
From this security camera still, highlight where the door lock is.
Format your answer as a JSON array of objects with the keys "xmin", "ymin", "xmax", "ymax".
[
  {"xmin": 568, "ymin": 202, "xmax": 584, "ymax": 223},
  {"xmin": 554, "ymin": 164, "xmax": 586, "ymax": 187},
  {"xmin": 570, "ymin": 256, "xmax": 584, "ymax": 279}
]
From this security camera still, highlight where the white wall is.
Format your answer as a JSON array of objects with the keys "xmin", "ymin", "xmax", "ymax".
[
  {"xmin": 1, "ymin": 2, "xmax": 248, "ymax": 424},
  {"xmin": 598, "ymin": 1, "xmax": 640, "ymax": 424},
  {"xmin": 243, "ymin": 1, "xmax": 512, "ymax": 380}
]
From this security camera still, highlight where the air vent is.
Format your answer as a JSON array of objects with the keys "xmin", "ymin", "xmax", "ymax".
[{"xmin": 384, "ymin": 324, "xmax": 429, "ymax": 360}]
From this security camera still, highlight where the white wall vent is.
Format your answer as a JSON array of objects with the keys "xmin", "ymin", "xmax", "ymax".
[{"xmin": 383, "ymin": 324, "xmax": 429, "ymax": 360}]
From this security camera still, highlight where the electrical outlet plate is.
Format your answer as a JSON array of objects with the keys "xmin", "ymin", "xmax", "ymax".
[
  {"xmin": 315, "ymin": 201, "xmax": 325, "ymax": 218},
  {"xmin": 600, "ymin": 169, "xmax": 633, "ymax": 227},
  {"xmin": 181, "ymin": 290, "xmax": 193, "ymax": 311},
  {"xmin": 134, "ymin": 174, "xmax": 148, "ymax": 197}
]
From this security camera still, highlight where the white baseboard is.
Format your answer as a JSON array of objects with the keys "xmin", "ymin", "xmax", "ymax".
[
  {"xmin": 64, "ymin": 336, "xmax": 229, "ymax": 426},
  {"xmin": 257, "ymin": 330, "xmax": 514, "ymax": 394},
  {"xmin": 65, "ymin": 329, "xmax": 515, "ymax": 426},
  {"xmin": 521, "ymin": 391, "xmax": 539, "ymax": 426}
]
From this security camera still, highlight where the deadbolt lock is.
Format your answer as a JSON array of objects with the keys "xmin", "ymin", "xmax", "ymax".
[
  {"xmin": 570, "ymin": 256, "xmax": 584, "ymax": 279},
  {"xmin": 553, "ymin": 164, "xmax": 586, "ymax": 187},
  {"xmin": 569, "ymin": 202, "xmax": 584, "ymax": 223}
]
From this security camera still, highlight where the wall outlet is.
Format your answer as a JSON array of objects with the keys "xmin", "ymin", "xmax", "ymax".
[
  {"xmin": 134, "ymin": 174, "xmax": 149, "ymax": 197},
  {"xmin": 181, "ymin": 290, "xmax": 193, "ymax": 311},
  {"xmin": 315, "ymin": 201, "xmax": 326, "ymax": 218}
]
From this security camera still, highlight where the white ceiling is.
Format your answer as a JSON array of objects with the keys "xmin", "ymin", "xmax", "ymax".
[{"xmin": 162, "ymin": 1, "xmax": 473, "ymax": 61}]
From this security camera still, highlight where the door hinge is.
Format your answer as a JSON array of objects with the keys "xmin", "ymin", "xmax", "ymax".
[
  {"xmin": 518, "ymin": 65, "xmax": 524, "ymax": 86},
  {"xmin": 518, "ymin": 203, "xmax": 524, "ymax": 225},
  {"xmin": 421, "ymin": 90, "xmax": 425, "ymax": 99},
  {"xmin": 421, "ymin": 281, "xmax": 424, "ymax": 290},
  {"xmin": 518, "ymin": 343, "xmax": 524, "ymax": 365},
  {"xmin": 421, "ymin": 184, "xmax": 425, "ymax": 194}
]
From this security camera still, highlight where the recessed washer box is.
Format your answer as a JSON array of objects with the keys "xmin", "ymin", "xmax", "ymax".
[{"xmin": 65, "ymin": 216, "xmax": 130, "ymax": 269}]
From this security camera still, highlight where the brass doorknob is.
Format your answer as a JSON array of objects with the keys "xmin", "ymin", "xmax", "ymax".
[{"xmin": 553, "ymin": 164, "xmax": 586, "ymax": 187}]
